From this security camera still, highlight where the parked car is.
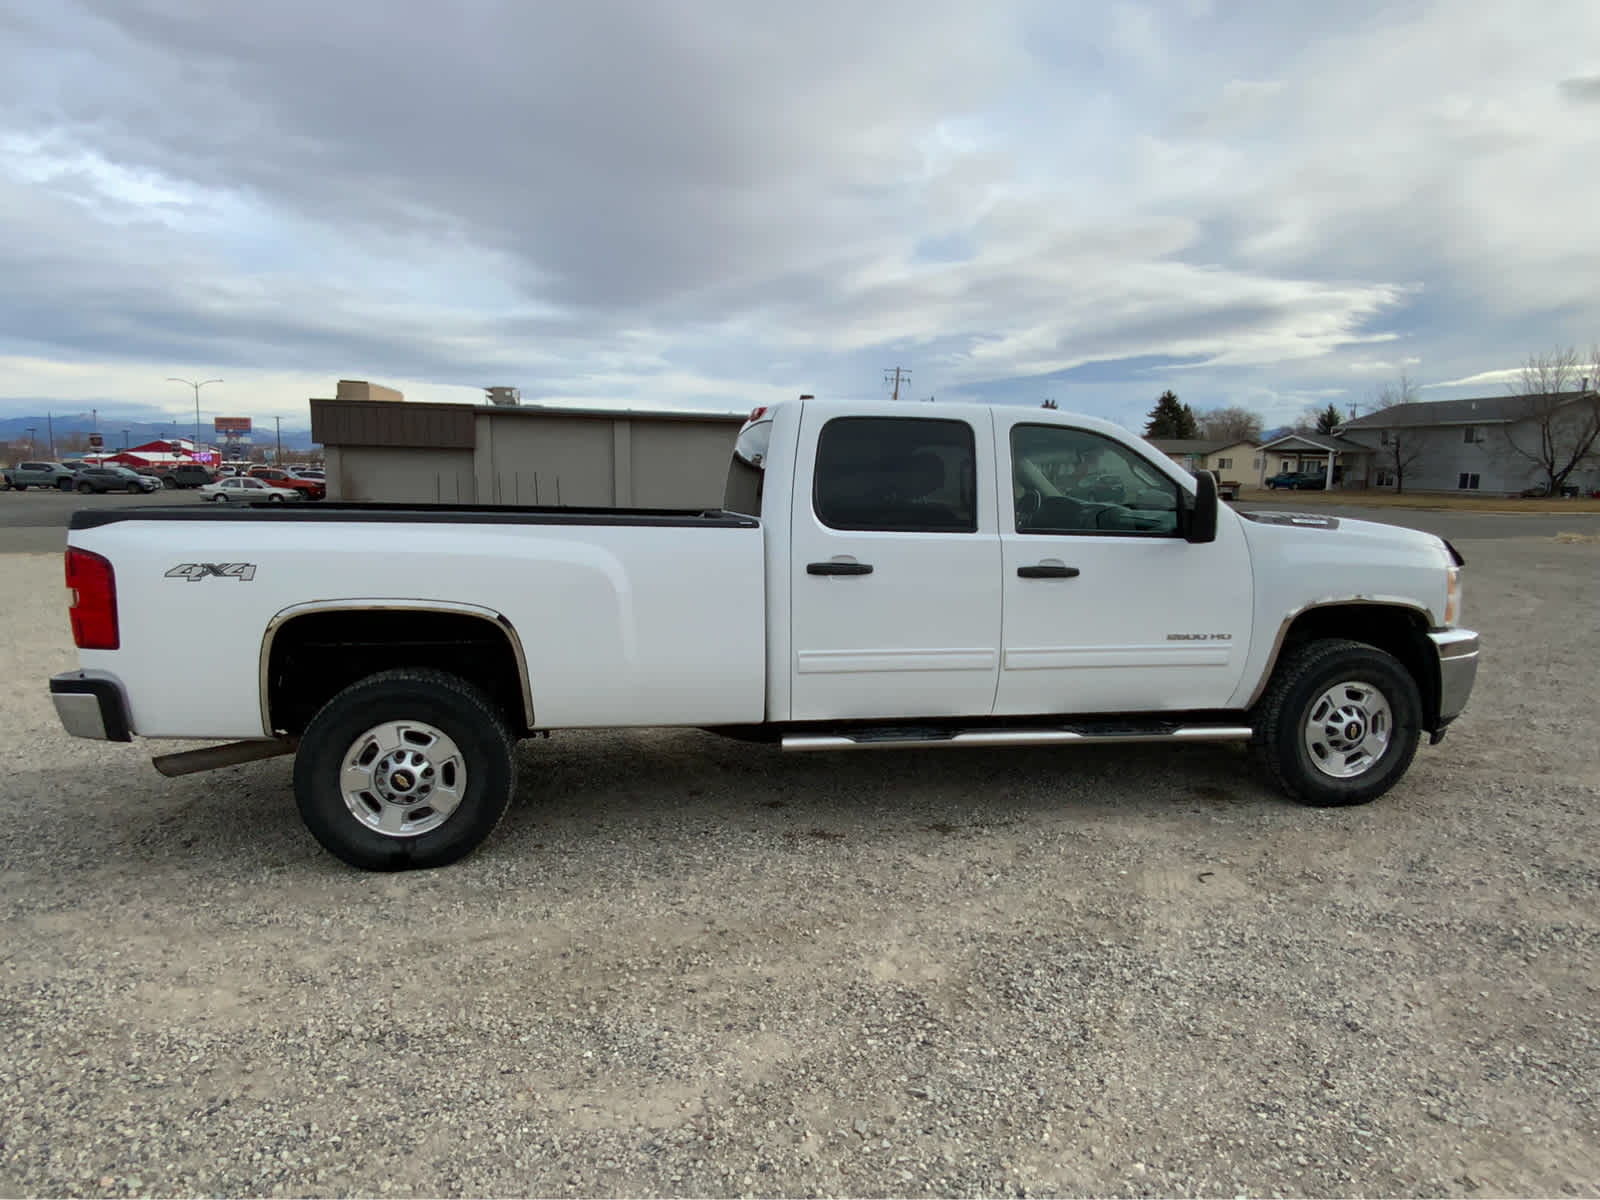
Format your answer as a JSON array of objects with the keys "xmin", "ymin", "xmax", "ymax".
[
  {"xmin": 198, "ymin": 476, "xmax": 304, "ymax": 503},
  {"xmin": 1265, "ymin": 470, "xmax": 1327, "ymax": 490},
  {"xmin": 157, "ymin": 464, "xmax": 216, "ymax": 489},
  {"xmin": 0, "ymin": 466, "xmax": 10, "ymax": 490},
  {"xmin": 7, "ymin": 461, "xmax": 76, "ymax": 491},
  {"xmin": 73, "ymin": 465, "xmax": 161, "ymax": 494},
  {"xmin": 47, "ymin": 396, "xmax": 1479, "ymax": 871},
  {"xmin": 247, "ymin": 467, "xmax": 325, "ymax": 500}
]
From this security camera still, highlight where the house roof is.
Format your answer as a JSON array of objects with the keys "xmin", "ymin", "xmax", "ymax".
[
  {"xmin": 1338, "ymin": 391, "xmax": 1590, "ymax": 430},
  {"xmin": 1147, "ymin": 437, "xmax": 1259, "ymax": 455},
  {"xmin": 1260, "ymin": 432, "xmax": 1370, "ymax": 454}
]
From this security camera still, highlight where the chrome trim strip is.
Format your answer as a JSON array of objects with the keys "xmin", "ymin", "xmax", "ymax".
[
  {"xmin": 782, "ymin": 725, "xmax": 1254, "ymax": 752},
  {"xmin": 258, "ymin": 599, "xmax": 537, "ymax": 735},
  {"xmin": 1428, "ymin": 629, "xmax": 1479, "ymax": 724},
  {"xmin": 1241, "ymin": 597, "xmax": 1434, "ymax": 710}
]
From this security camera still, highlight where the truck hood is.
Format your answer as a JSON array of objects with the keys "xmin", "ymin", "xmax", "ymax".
[{"xmin": 1237, "ymin": 509, "xmax": 1462, "ymax": 566}]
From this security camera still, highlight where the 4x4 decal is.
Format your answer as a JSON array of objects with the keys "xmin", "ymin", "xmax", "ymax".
[{"xmin": 164, "ymin": 563, "xmax": 257, "ymax": 582}]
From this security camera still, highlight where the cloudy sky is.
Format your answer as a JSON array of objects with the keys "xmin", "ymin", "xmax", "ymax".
[{"xmin": 3, "ymin": 0, "xmax": 1598, "ymax": 435}]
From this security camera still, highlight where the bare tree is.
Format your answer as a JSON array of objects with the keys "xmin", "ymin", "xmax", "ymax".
[
  {"xmin": 1375, "ymin": 373, "xmax": 1425, "ymax": 494},
  {"xmin": 1195, "ymin": 405, "xmax": 1264, "ymax": 443},
  {"xmin": 1499, "ymin": 346, "xmax": 1600, "ymax": 495}
]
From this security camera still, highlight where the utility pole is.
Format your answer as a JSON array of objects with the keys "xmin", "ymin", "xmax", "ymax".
[
  {"xmin": 883, "ymin": 366, "xmax": 911, "ymax": 401},
  {"xmin": 47, "ymin": 413, "xmax": 54, "ymax": 457},
  {"xmin": 121, "ymin": 429, "xmax": 130, "ymax": 451},
  {"xmin": 275, "ymin": 416, "xmax": 282, "ymax": 464},
  {"xmin": 25, "ymin": 426, "xmax": 37, "ymax": 454},
  {"xmin": 167, "ymin": 377, "xmax": 223, "ymax": 462}
]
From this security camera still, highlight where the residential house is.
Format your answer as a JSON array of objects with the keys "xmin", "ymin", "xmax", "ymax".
[
  {"xmin": 1256, "ymin": 432, "xmax": 1373, "ymax": 488},
  {"xmin": 1147, "ymin": 438, "xmax": 1261, "ymax": 483},
  {"xmin": 1336, "ymin": 391, "xmax": 1600, "ymax": 495}
]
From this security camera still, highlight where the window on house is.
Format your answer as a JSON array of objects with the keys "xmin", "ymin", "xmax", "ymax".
[
  {"xmin": 813, "ymin": 416, "xmax": 977, "ymax": 532},
  {"xmin": 1374, "ymin": 469, "xmax": 1394, "ymax": 487},
  {"xmin": 1462, "ymin": 426, "xmax": 1483, "ymax": 444},
  {"xmin": 1457, "ymin": 473, "xmax": 1480, "ymax": 490},
  {"xmin": 1252, "ymin": 456, "xmax": 1262, "ymax": 470},
  {"xmin": 1380, "ymin": 430, "xmax": 1390, "ymax": 444},
  {"xmin": 1216, "ymin": 457, "xmax": 1231, "ymax": 470}
]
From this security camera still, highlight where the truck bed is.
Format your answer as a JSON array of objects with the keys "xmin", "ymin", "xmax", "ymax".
[{"xmin": 66, "ymin": 502, "xmax": 767, "ymax": 738}]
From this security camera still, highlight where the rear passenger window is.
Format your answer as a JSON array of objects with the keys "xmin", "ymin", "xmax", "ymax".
[{"xmin": 813, "ymin": 417, "xmax": 977, "ymax": 533}]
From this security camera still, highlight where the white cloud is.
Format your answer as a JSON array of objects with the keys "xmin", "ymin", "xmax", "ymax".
[{"xmin": 0, "ymin": 0, "xmax": 1596, "ymax": 432}]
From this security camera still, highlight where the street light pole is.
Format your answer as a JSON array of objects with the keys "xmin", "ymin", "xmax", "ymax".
[{"xmin": 167, "ymin": 377, "xmax": 223, "ymax": 461}]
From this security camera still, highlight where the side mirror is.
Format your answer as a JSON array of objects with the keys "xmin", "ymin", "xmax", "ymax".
[{"xmin": 1183, "ymin": 469, "xmax": 1218, "ymax": 544}]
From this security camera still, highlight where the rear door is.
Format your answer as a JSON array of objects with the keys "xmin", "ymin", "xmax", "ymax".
[{"xmin": 788, "ymin": 407, "xmax": 1002, "ymax": 721}]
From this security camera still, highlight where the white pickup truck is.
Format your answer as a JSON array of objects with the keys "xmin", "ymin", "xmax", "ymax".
[{"xmin": 50, "ymin": 397, "xmax": 1478, "ymax": 870}]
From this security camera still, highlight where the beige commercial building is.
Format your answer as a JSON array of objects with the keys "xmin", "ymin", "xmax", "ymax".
[{"xmin": 310, "ymin": 383, "xmax": 746, "ymax": 508}]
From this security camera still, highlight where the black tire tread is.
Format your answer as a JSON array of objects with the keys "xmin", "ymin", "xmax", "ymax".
[{"xmin": 1251, "ymin": 637, "xmax": 1420, "ymax": 807}]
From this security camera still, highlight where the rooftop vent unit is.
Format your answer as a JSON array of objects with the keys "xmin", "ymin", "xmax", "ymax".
[{"xmin": 485, "ymin": 386, "xmax": 521, "ymax": 407}]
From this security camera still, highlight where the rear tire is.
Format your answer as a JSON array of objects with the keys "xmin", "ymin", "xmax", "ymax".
[
  {"xmin": 162, "ymin": 477, "xmax": 176, "ymax": 489},
  {"xmin": 293, "ymin": 669, "xmax": 517, "ymax": 871},
  {"xmin": 1251, "ymin": 638, "xmax": 1421, "ymax": 807},
  {"xmin": 13, "ymin": 484, "xmax": 26, "ymax": 491}
]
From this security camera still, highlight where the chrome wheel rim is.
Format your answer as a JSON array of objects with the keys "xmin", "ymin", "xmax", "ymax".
[
  {"xmin": 340, "ymin": 720, "xmax": 467, "ymax": 838},
  {"xmin": 1303, "ymin": 681, "xmax": 1392, "ymax": 779}
]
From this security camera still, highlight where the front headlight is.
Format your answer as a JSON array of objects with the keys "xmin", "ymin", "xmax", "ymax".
[{"xmin": 1445, "ymin": 566, "xmax": 1462, "ymax": 626}]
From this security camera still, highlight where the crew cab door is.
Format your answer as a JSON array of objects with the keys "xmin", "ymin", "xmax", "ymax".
[
  {"xmin": 993, "ymin": 413, "xmax": 1253, "ymax": 715},
  {"xmin": 788, "ymin": 407, "xmax": 1001, "ymax": 721}
]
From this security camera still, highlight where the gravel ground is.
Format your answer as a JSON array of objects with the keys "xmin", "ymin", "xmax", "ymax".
[{"xmin": 1, "ymin": 536, "xmax": 1597, "ymax": 1198}]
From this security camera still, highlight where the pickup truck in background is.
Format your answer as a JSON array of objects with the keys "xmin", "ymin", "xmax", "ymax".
[
  {"xmin": 7, "ymin": 461, "xmax": 76, "ymax": 491},
  {"xmin": 49, "ymin": 397, "xmax": 1479, "ymax": 871},
  {"xmin": 248, "ymin": 467, "xmax": 325, "ymax": 500}
]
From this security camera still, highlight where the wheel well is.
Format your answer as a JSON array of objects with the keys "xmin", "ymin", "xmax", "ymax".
[
  {"xmin": 1272, "ymin": 603, "xmax": 1439, "ymax": 729},
  {"xmin": 264, "ymin": 609, "xmax": 531, "ymax": 737}
]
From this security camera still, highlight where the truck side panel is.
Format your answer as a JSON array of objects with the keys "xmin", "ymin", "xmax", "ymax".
[{"xmin": 69, "ymin": 517, "xmax": 767, "ymax": 738}]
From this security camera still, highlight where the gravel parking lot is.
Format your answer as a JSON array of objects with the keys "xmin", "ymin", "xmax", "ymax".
[{"xmin": 2, "ymin": 529, "xmax": 1598, "ymax": 1197}]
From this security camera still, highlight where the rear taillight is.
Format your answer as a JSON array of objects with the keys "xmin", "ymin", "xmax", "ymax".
[{"xmin": 65, "ymin": 547, "xmax": 119, "ymax": 650}]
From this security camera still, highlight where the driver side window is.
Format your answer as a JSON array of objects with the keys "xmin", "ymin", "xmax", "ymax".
[{"xmin": 1010, "ymin": 424, "xmax": 1181, "ymax": 536}]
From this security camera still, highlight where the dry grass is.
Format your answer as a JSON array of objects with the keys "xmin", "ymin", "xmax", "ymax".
[
  {"xmin": 1234, "ymin": 486, "xmax": 1600, "ymax": 513},
  {"xmin": 1554, "ymin": 531, "xmax": 1600, "ymax": 544}
]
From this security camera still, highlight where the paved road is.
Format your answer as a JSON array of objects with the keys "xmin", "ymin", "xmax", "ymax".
[{"xmin": 0, "ymin": 488, "xmax": 207, "ymax": 552}]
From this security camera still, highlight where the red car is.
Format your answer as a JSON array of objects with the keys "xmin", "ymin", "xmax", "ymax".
[{"xmin": 248, "ymin": 467, "xmax": 325, "ymax": 500}]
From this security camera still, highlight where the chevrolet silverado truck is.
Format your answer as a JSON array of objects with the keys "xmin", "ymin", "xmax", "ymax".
[{"xmin": 49, "ymin": 397, "xmax": 1478, "ymax": 871}]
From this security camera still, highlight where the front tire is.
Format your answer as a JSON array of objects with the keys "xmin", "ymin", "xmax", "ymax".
[
  {"xmin": 1251, "ymin": 638, "xmax": 1422, "ymax": 807},
  {"xmin": 293, "ymin": 668, "xmax": 517, "ymax": 870},
  {"xmin": 77, "ymin": 481, "xmax": 92, "ymax": 494},
  {"xmin": 212, "ymin": 493, "xmax": 228, "ymax": 502},
  {"xmin": 268, "ymin": 493, "xmax": 284, "ymax": 503}
]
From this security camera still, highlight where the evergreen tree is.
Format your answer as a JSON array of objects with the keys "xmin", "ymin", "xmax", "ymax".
[
  {"xmin": 1144, "ymin": 390, "xmax": 1198, "ymax": 438},
  {"xmin": 1315, "ymin": 404, "xmax": 1343, "ymax": 434}
]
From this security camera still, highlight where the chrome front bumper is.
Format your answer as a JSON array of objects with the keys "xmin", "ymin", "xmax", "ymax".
[
  {"xmin": 1428, "ymin": 628, "xmax": 1479, "ymax": 730},
  {"xmin": 49, "ymin": 670, "xmax": 132, "ymax": 742}
]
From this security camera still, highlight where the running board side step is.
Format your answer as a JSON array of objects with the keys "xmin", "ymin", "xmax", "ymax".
[{"xmin": 781, "ymin": 724, "xmax": 1254, "ymax": 752}]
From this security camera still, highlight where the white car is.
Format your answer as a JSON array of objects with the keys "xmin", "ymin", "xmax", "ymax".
[{"xmin": 197, "ymin": 476, "xmax": 303, "ymax": 503}]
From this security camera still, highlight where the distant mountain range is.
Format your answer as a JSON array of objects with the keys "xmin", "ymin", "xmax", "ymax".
[{"xmin": 0, "ymin": 415, "xmax": 318, "ymax": 453}]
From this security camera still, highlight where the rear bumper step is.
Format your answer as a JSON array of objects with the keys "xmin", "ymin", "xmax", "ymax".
[{"xmin": 781, "ymin": 724, "xmax": 1254, "ymax": 752}]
